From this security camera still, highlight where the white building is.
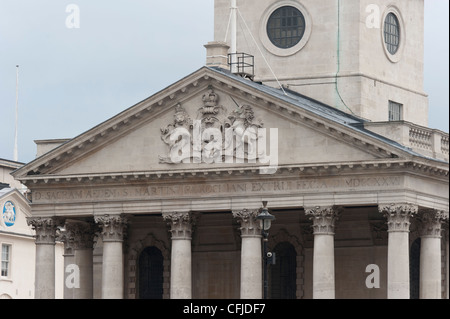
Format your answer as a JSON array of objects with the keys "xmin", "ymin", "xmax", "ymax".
[
  {"xmin": 0, "ymin": 159, "xmax": 64, "ymax": 299},
  {"xmin": 12, "ymin": 0, "xmax": 448, "ymax": 299}
]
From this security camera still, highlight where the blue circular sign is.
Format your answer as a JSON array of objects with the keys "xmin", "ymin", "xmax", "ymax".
[{"xmin": 2, "ymin": 201, "xmax": 16, "ymax": 227}]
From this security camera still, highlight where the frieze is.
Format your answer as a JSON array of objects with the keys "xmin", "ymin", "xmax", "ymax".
[{"xmin": 31, "ymin": 176, "xmax": 403, "ymax": 204}]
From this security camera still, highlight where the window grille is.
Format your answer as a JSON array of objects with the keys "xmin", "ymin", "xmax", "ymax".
[
  {"xmin": 267, "ymin": 6, "xmax": 305, "ymax": 49},
  {"xmin": 384, "ymin": 13, "xmax": 400, "ymax": 55}
]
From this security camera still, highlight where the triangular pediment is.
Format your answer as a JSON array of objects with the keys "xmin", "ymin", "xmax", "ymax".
[{"xmin": 13, "ymin": 67, "xmax": 417, "ymax": 180}]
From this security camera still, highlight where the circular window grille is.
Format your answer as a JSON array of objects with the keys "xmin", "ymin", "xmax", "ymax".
[{"xmin": 267, "ymin": 6, "xmax": 306, "ymax": 49}]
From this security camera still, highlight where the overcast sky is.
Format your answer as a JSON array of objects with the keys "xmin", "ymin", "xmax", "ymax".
[{"xmin": 0, "ymin": 0, "xmax": 448, "ymax": 164}]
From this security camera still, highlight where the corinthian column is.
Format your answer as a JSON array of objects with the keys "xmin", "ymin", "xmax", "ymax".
[
  {"xmin": 305, "ymin": 206, "xmax": 341, "ymax": 299},
  {"xmin": 95, "ymin": 214, "xmax": 128, "ymax": 299},
  {"xmin": 379, "ymin": 203, "xmax": 417, "ymax": 299},
  {"xmin": 163, "ymin": 212, "xmax": 194, "ymax": 299},
  {"xmin": 27, "ymin": 217, "xmax": 60, "ymax": 299},
  {"xmin": 232, "ymin": 209, "xmax": 262, "ymax": 299},
  {"xmin": 65, "ymin": 220, "xmax": 95, "ymax": 299},
  {"xmin": 418, "ymin": 210, "xmax": 447, "ymax": 299}
]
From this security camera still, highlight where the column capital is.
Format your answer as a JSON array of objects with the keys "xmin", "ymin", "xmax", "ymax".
[
  {"xmin": 378, "ymin": 203, "xmax": 418, "ymax": 232},
  {"xmin": 95, "ymin": 214, "xmax": 129, "ymax": 242},
  {"xmin": 417, "ymin": 209, "xmax": 448, "ymax": 238},
  {"xmin": 65, "ymin": 220, "xmax": 96, "ymax": 249},
  {"xmin": 304, "ymin": 206, "xmax": 342, "ymax": 235},
  {"xmin": 232, "ymin": 209, "xmax": 261, "ymax": 237},
  {"xmin": 163, "ymin": 212, "xmax": 194, "ymax": 240},
  {"xmin": 27, "ymin": 217, "xmax": 62, "ymax": 245}
]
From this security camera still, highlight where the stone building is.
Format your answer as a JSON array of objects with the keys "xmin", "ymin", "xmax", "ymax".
[
  {"xmin": 0, "ymin": 159, "xmax": 64, "ymax": 299},
  {"xmin": 12, "ymin": 0, "xmax": 448, "ymax": 299}
]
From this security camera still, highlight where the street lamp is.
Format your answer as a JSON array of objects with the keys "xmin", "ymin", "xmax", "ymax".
[{"xmin": 257, "ymin": 201, "xmax": 275, "ymax": 299}]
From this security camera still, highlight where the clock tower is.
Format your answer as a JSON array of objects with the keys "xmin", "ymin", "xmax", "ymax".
[{"xmin": 209, "ymin": 0, "xmax": 428, "ymax": 126}]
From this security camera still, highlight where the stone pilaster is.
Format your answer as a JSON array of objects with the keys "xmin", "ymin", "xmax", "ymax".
[
  {"xmin": 27, "ymin": 217, "xmax": 61, "ymax": 299},
  {"xmin": 232, "ymin": 209, "xmax": 262, "ymax": 299},
  {"xmin": 95, "ymin": 214, "xmax": 128, "ymax": 299},
  {"xmin": 58, "ymin": 227, "xmax": 75, "ymax": 299},
  {"xmin": 305, "ymin": 206, "xmax": 341, "ymax": 299},
  {"xmin": 65, "ymin": 221, "xmax": 96, "ymax": 299},
  {"xmin": 379, "ymin": 203, "xmax": 418, "ymax": 299},
  {"xmin": 163, "ymin": 212, "xmax": 194, "ymax": 299},
  {"xmin": 417, "ymin": 210, "xmax": 447, "ymax": 299}
]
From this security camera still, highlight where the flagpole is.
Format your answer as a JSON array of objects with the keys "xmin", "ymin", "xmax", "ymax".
[{"xmin": 14, "ymin": 65, "xmax": 19, "ymax": 162}]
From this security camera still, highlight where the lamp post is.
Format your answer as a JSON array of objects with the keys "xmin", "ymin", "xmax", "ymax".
[{"xmin": 257, "ymin": 201, "xmax": 275, "ymax": 299}]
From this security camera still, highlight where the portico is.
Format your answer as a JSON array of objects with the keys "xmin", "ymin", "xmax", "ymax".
[{"xmin": 13, "ymin": 67, "xmax": 448, "ymax": 299}]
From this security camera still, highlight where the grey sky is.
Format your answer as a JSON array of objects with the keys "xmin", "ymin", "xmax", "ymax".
[{"xmin": 0, "ymin": 0, "xmax": 448, "ymax": 163}]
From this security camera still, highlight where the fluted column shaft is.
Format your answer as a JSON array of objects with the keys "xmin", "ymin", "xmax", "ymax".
[
  {"xmin": 418, "ymin": 210, "xmax": 448, "ymax": 299},
  {"xmin": 95, "ymin": 214, "xmax": 128, "ymax": 299},
  {"xmin": 65, "ymin": 221, "xmax": 95, "ymax": 299},
  {"xmin": 305, "ymin": 206, "xmax": 340, "ymax": 299},
  {"xmin": 27, "ymin": 217, "xmax": 59, "ymax": 299},
  {"xmin": 379, "ymin": 203, "xmax": 417, "ymax": 299},
  {"xmin": 163, "ymin": 212, "xmax": 194, "ymax": 299},
  {"xmin": 233, "ymin": 209, "xmax": 262, "ymax": 299}
]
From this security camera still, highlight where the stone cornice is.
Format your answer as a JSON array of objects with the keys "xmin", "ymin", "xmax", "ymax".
[{"xmin": 16, "ymin": 159, "xmax": 449, "ymax": 186}]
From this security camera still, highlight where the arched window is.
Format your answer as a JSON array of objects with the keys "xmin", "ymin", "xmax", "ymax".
[
  {"xmin": 139, "ymin": 246, "xmax": 164, "ymax": 299},
  {"xmin": 270, "ymin": 242, "xmax": 297, "ymax": 299}
]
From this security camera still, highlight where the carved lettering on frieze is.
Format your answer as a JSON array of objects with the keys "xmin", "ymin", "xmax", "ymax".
[{"xmin": 31, "ymin": 176, "xmax": 403, "ymax": 203}]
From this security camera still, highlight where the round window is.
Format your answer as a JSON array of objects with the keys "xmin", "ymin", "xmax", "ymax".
[
  {"xmin": 267, "ymin": 6, "xmax": 306, "ymax": 49},
  {"xmin": 384, "ymin": 12, "xmax": 400, "ymax": 55}
]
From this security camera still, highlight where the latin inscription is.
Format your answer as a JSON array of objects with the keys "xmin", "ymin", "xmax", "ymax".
[{"xmin": 32, "ymin": 176, "xmax": 402, "ymax": 203}]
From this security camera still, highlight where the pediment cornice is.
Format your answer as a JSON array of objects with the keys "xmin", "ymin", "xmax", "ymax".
[
  {"xmin": 18, "ymin": 159, "xmax": 449, "ymax": 187},
  {"xmin": 12, "ymin": 67, "xmax": 445, "ymax": 180}
]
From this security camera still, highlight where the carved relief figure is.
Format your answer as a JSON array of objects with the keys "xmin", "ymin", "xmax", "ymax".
[
  {"xmin": 159, "ymin": 88, "xmax": 265, "ymax": 165},
  {"xmin": 159, "ymin": 104, "xmax": 193, "ymax": 164}
]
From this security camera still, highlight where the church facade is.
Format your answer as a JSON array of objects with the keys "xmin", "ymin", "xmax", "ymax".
[{"xmin": 12, "ymin": 0, "xmax": 448, "ymax": 299}]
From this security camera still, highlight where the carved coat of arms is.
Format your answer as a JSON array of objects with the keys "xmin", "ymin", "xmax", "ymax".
[{"xmin": 159, "ymin": 87, "xmax": 267, "ymax": 165}]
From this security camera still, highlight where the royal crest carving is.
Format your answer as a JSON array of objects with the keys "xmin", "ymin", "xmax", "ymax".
[{"xmin": 159, "ymin": 87, "xmax": 267, "ymax": 165}]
